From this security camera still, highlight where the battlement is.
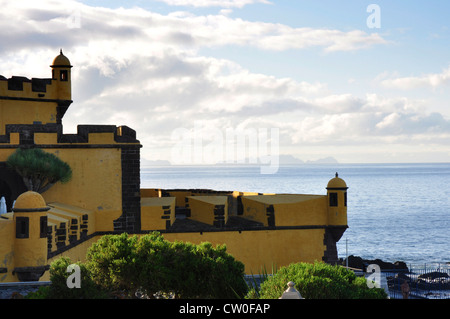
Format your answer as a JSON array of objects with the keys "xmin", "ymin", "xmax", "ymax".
[
  {"xmin": 0, "ymin": 51, "xmax": 72, "ymax": 134},
  {"xmin": 0, "ymin": 75, "xmax": 64, "ymax": 102},
  {"xmin": 59, "ymin": 125, "xmax": 138, "ymax": 144},
  {"xmin": 0, "ymin": 124, "xmax": 140, "ymax": 146},
  {"xmin": 0, "ymin": 75, "xmax": 52, "ymax": 92}
]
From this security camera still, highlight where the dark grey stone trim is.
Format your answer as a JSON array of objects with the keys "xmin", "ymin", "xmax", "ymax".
[
  {"xmin": 12, "ymin": 266, "xmax": 50, "ymax": 282},
  {"xmin": 113, "ymin": 145, "xmax": 141, "ymax": 232},
  {"xmin": 13, "ymin": 207, "xmax": 50, "ymax": 212},
  {"xmin": 0, "ymin": 95, "xmax": 70, "ymax": 104},
  {"xmin": 326, "ymin": 187, "xmax": 349, "ymax": 191},
  {"xmin": 0, "ymin": 123, "xmax": 140, "ymax": 146},
  {"xmin": 266, "ymin": 205, "xmax": 275, "ymax": 227},
  {"xmin": 322, "ymin": 226, "xmax": 347, "ymax": 265}
]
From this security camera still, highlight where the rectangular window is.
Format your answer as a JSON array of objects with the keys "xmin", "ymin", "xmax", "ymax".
[
  {"xmin": 40, "ymin": 216, "xmax": 48, "ymax": 238},
  {"xmin": 329, "ymin": 193, "xmax": 338, "ymax": 207},
  {"xmin": 266, "ymin": 205, "xmax": 275, "ymax": 227},
  {"xmin": 344, "ymin": 192, "xmax": 347, "ymax": 207},
  {"xmin": 60, "ymin": 70, "xmax": 68, "ymax": 81},
  {"xmin": 16, "ymin": 217, "xmax": 29, "ymax": 238}
]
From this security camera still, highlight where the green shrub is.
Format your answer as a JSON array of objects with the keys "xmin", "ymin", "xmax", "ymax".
[
  {"xmin": 256, "ymin": 261, "xmax": 387, "ymax": 299},
  {"xmin": 26, "ymin": 257, "xmax": 108, "ymax": 299},
  {"xmin": 85, "ymin": 232, "xmax": 139, "ymax": 294},
  {"xmin": 86, "ymin": 232, "xmax": 248, "ymax": 299}
]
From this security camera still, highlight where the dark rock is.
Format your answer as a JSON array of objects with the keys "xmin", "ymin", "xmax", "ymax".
[
  {"xmin": 418, "ymin": 271, "xmax": 449, "ymax": 280},
  {"xmin": 345, "ymin": 255, "xmax": 364, "ymax": 270},
  {"xmin": 343, "ymin": 255, "xmax": 409, "ymax": 272},
  {"xmin": 394, "ymin": 261, "xmax": 408, "ymax": 270}
]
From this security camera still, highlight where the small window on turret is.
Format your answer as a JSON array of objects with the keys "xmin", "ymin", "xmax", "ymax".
[
  {"xmin": 329, "ymin": 193, "xmax": 338, "ymax": 207},
  {"xmin": 16, "ymin": 217, "xmax": 29, "ymax": 238},
  {"xmin": 40, "ymin": 216, "xmax": 48, "ymax": 238},
  {"xmin": 60, "ymin": 70, "xmax": 68, "ymax": 81},
  {"xmin": 344, "ymin": 192, "xmax": 347, "ymax": 207}
]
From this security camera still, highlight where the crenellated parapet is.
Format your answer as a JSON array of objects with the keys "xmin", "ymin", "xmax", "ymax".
[
  {"xmin": 0, "ymin": 50, "xmax": 72, "ymax": 135},
  {"xmin": 0, "ymin": 76, "xmax": 54, "ymax": 95},
  {"xmin": 0, "ymin": 123, "xmax": 139, "ymax": 146}
]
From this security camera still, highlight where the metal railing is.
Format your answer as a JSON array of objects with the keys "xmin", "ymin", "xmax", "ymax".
[
  {"xmin": 383, "ymin": 264, "xmax": 450, "ymax": 299},
  {"xmin": 245, "ymin": 263, "xmax": 450, "ymax": 299}
]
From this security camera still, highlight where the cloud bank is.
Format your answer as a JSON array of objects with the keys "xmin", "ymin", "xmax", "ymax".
[{"xmin": 1, "ymin": 0, "xmax": 449, "ymax": 163}]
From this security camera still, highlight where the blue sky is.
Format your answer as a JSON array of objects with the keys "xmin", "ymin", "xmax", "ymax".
[{"xmin": 1, "ymin": 0, "xmax": 449, "ymax": 163}]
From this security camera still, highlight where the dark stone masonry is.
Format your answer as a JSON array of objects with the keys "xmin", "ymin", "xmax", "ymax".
[{"xmin": 0, "ymin": 281, "xmax": 51, "ymax": 299}]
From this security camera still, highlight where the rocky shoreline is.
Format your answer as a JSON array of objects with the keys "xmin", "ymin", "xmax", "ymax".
[{"xmin": 339, "ymin": 255, "xmax": 409, "ymax": 272}]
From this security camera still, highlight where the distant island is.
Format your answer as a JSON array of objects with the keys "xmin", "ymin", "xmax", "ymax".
[
  {"xmin": 141, "ymin": 155, "xmax": 339, "ymax": 166},
  {"xmin": 278, "ymin": 155, "xmax": 339, "ymax": 165},
  {"xmin": 141, "ymin": 159, "xmax": 172, "ymax": 166}
]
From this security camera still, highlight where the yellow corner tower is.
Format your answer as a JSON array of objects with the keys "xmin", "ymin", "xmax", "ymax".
[
  {"xmin": 50, "ymin": 49, "xmax": 72, "ymax": 102},
  {"xmin": 0, "ymin": 50, "xmax": 73, "ymax": 135},
  {"xmin": 326, "ymin": 172, "xmax": 348, "ymax": 226},
  {"xmin": 12, "ymin": 191, "xmax": 50, "ymax": 281}
]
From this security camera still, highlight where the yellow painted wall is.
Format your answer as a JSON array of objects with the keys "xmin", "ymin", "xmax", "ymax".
[
  {"xmin": 275, "ymin": 196, "xmax": 328, "ymax": 227},
  {"xmin": 141, "ymin": 197, "xmax": 175, "ymax": 231},
  {"xmin": 0, "ymin": 148, "xmax": 14, "ymax": 162},
  {"xmin": 41, "ymin": 148, "xmax": 123, "ymax": 232},
  {"xmin": 164, "ymin": 191, "xmax": 193, "ymax": 207},
  {"xmin": 34, "ymin": 132, "xmax": 58, "ymax": 145},
  {"xmin": 0, "ymin": 100, "xmax": 58, "ymax": 135},
  {"xmin": 49, "ymin": 203, "xmax": 95, "ymax": 236},
  {"xmin": 240, "ymin": 196, "xmax": 271, "ymax": 226},
  {"xmin": 0, "ymin": 78, "xmax": 58, "ymax": 100},
  {"xmin": 163, "ymin": 228, "xmax": 326, "ymax": 274},
  {"xmin": 141, "ymin": 188, "xmax": 161, "ymax": 198},
  {"xmin": 0, "ymin": 52, "xmax": 71, "ymax": 135},
  {"xmin": 13, "ymin": 210, "xmax": 48, "ymax": 269},
  {"xmin": 187, "ymin": 196, "xmax": 228, "ymax": 226},
  {"xmin": 39, "ymin": 227, "xmax": 326, "ymax": 279},
  {"xmin": 0, "ymin": 219, "xmax": 15, "ymax": 282},
  {"xmin": 41, "ymin": 236, "xmax": 99, "ymax": 281},
  {"xmin": 327, "ymin": 191, "xmax": 348, "ymax": 226}
]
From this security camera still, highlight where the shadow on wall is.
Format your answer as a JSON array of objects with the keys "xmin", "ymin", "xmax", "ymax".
[{"xmin": 0, "ymin": 163, "xmax": 27, "ymax": 212}]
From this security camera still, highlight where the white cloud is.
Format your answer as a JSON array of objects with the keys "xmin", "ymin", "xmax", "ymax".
[
  {"xmin": 1, "ymin": 0, "xmax": 448, "ymax": 163},
  {"xmin": 0, "ymin": 1, "xmax": 388, "ymax": 56},
  {"xmin": 155, "ymin": 0, "xmax": 272, "ymax": 8},
  {"xmin": 379, "ymin": 66, "xmax": 450, "ymax": 90}
]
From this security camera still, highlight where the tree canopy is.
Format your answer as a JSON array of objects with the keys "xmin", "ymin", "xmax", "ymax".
[{"xmin": 7, "ymin": 148, "xmax": 72, "ymax": 193}]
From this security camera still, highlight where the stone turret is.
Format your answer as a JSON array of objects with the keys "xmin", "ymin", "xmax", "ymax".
[
  {"xmin": 50, "ymin": 49, "xmax": 72, "ymax": 103},
  {"xmin": 326, "ymin": 172, "xmax": 348, "ymax": 226},
  {"xmin": 12, "ymin": 191, "xmax": 50, "ymax": 281}
]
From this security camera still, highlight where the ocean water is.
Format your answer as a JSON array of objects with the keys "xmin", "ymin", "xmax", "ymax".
[{"xmin": 141, "ymin": 163, "xmax": 450, "ymax": 266}]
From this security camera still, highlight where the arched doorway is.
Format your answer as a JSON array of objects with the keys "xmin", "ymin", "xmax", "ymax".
[{"xmin": 0, "ymin": 162, "xmax": 27, "ymax": 212}]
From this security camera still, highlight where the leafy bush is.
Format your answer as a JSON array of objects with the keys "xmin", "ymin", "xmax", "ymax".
[
  {"xmin": 256, "ymin": 261, "xmax": 387, "ymax": 299},
  {"xmin": 7, "ymin": 148, "xmax": 72, "ymax": 193},
  {"xmin": 26, "ymin": 257, "xmax": 108, "ymax": 299},
  {"xmin": 86, "ymin": 232, "xmax": 248, "ymax": 298}
]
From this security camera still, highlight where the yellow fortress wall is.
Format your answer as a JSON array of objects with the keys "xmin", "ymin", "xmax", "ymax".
[{"xmin": 0, "ymin": 51, "xmax": 348, "ymax": 282}]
